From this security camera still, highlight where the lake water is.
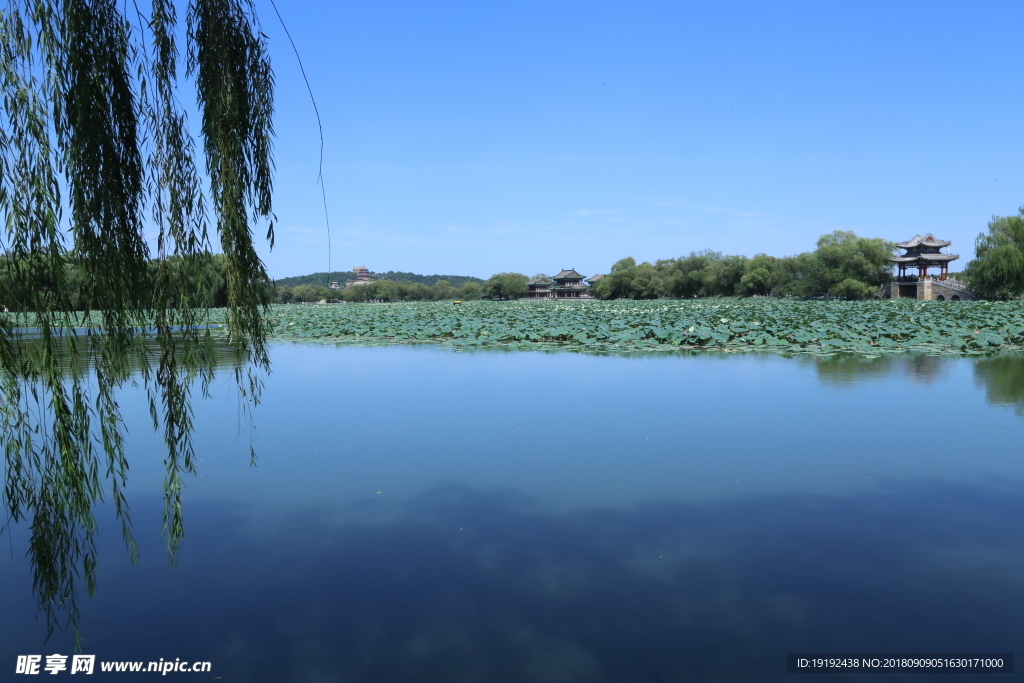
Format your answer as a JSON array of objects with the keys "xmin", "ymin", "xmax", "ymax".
[{"xmin": 2, "ymin": 345, "xmax": 1023, "ymax": 681}]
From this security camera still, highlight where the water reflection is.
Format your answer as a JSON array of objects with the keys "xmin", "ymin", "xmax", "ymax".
[
  {"xmin": 5, "ymin": 329, "xmax": 244, "ymax": 376},
  {"xmin": 3, "ymin": 344, "xmax": 1024, "ymax": 682},
  {"xmin": 2, "ymin": 480, "xmax": 1021, "ymax": 682},
  {"xmin": 812, "ymin": 353, "xmax": 949, "ymax": 386},
  {"xmin": 0, "ymin": 328, "xmax": 250, "ymax": 644},
  {"xmin": 973, "ymin": 354, "xmax": 1024, "ymax": 416},
  {"xmin": 811, "ymin": 350, "xmax": 1024, "ymax": 416}
]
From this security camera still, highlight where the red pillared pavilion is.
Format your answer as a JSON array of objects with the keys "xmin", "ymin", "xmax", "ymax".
[{"xmin": 889, "ymin": 234, "xmax": 958, "ymax": 282}]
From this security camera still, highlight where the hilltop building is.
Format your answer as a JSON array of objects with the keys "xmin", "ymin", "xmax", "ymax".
[{"xmin": 347, "ymin": 266, "xmax": 375, "ymax": 287}]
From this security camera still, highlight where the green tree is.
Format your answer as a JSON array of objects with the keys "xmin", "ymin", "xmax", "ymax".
[
  {"xmin": 790, "ymin": 231, "xmax": 895, "ymax": 296},
  {"xmin": 595, "ymin": 257, "xmax": 638, "ymax": 299},
  {"xmin": 405, "ymin": 282, "xmax": 436, "ymax": 300},
  {"xmin": 369, "ymin": 279, "xmax": 400, "ymax": 301},
  {"xmin": 630, "ymin": 261, "xmax": 664, "ymax": 299},
  {"xmin": 599, "ymin": 252, "xmax": 748, "ymax": 299},
  {"xmin": 966, "ymin": 209, "xmax": 1024, "ymax": 299},
  {"xmin": 700, "ymin": 254, "xmax": 747, "ymax": 296},
  {"xmin": 433, "ymin": 279, "xmax": 455, "ymax": 300},
  {"xmin": 829, "ymin": 278, "xmax": 874, "ymax": 300},
  {"xmin": 657, "ymin": 252, "xmax": 715, "ymax": 298},
  {"xmin": 457, "ymin": 281, "xmax": 481, "ymax": 299},
  {"xmin": 1, "ymin": 0, "xmax": 274, "ymax": 641},
  {"xmin": 291, "ymin": 284, "xmax": 317, "ymax": 302},
  {"xmin": 737, "ymin": 253, "xmax": 787, "ymax": 296},
  {"xmin": 342, "ymin": 284, "xmax": 371, "ymax": 302},
  {"xmin": 482, "ymin": 272, "xmax": 528, "ymax": 299},
  {"xmin": 594, "ymin": 258, "xmax": 665, "ymax": 299}
]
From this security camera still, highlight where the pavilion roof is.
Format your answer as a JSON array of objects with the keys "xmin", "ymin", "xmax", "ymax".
[
  {"xmin": 896, "ymin": 234, "xmax": 951, "ymax": 249},
  {"xmin": 587, "ymin": 273, "xmax": 606, "ymax": 282},
  {"xmin": 553, "ymin": 269, "xmax": 584, "ymax": 280},
  {"xmin": 889, "ymin": 253, "xmax": 959, "ymax": 263},
  {"xmin": 526, "ymin": 277, "xmax": 553, "ymax": 285}
]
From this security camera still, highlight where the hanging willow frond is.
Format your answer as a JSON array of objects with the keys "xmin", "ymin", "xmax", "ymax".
[{"xmin": 0, "ymin": 0, "xmax": 274, "ymax": 645}]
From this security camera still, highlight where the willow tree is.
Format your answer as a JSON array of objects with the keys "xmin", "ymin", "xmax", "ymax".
[
  {"xmin": 967, "ymin": 209, "xmax": 1024, "ymax": 300},
  {"xmin": 0, "ymin": 0, "xmax": 274, "ymax": 641}
]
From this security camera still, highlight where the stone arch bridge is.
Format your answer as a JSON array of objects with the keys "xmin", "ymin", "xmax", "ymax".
[{"xmin": 879, "ymin": 277, "xmax": 976, "ymax": 301}]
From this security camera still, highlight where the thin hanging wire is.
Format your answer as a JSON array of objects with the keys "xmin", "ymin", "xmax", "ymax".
[{"xmin": 268, "ymin": 0, "xmax": 333, "ymax": 285}]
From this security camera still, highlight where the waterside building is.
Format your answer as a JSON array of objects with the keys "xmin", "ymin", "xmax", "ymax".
[
  {"xmin": 886, "ymin": 235, "xmax": 972, "ymax": 300},
  {"xmin": 889, "ymin": 234, "xmax": 958, "ymax": 281},
  {"xmin": 523, "ymin": 269, "xmax": 605, "ymax": 299}
]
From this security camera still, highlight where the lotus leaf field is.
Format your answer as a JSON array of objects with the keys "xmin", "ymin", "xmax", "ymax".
[{"xmin": 249, "ymin": 299, "xmax": 1024, "ymax": 356}]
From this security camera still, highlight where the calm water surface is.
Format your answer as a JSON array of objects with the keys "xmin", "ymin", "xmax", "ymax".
[{"xmin": 2, "ymin": 345, "xmax": 1024, "ymax": 681}]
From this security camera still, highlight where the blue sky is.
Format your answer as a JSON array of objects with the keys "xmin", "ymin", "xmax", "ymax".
[{"xmin": 257, "ymin": 0, "xmax": 1024, "ymax": 280}]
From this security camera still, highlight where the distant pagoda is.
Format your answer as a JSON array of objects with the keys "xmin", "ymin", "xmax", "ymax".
[
  {"xmin": 889, "ymin": 234, "xmax": 958, "ymax": 281},
  {"xmin": 345, "ymin": 266, "xmax": 374, "ymax": 288}
]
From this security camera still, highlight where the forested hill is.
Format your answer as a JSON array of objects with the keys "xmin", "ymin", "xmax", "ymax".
[
  {"xmin": 273, "ymin": 271, "xmax": 356, "ymax": 288},
  {"xmin": 274, "ymin": 270, "xmax": 484, "ymax": 288},
  {"xmin": 379, "ymin": 271, "xmax": 484, "ymax": 287}
]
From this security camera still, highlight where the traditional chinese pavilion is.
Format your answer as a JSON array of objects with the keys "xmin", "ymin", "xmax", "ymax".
[
  {"xmin": 523, "ymin": 276, "xmax": 553, "ymax": 299},
  {"xmin": 550, "ymin": 269, "xmax": 590, "ymax": 298},
  {"xmin": 521, "ymin": 269, "xmax": 603, "ymax": 299},
  {"xmin": 889, "ymin": 234, "xmax": 958, "ymax": 281}
]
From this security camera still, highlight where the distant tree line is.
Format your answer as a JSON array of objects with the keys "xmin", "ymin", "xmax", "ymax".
[
  {"xmin": 595, "ymin": 231, "xmax": 896, "ymax": 300},
  {"xmin": 255, "ymin": 213, "xmax": 1024, "ymax": 304},
  {"xmin": 0, "ymin": 253, "xmax": 255, "ymax": 312},
  {"xmin": 378, "ymin": 271, "xmax": 484, "ymax": 287},
  {"xmin": 270, "ymin": 270, "xmax": 486, "ymax": 303},
  {"xmin": 0, "ymin": 254, "xmax": 520, "ymax": 308},
  {"xmin": 275, "ymin": 272, "xmax": 529, "ymax": 303},
  {"xmin": 272, "ymin": 270, "xmax": 485, "ymax": 290},
  {"xmin": 12, "ymin": 220, "xmax": 1024, "ymax": 309},
  {"xmin": 273, "ymin": 271, "xmax": 358, "ymax": 288},
  {"xmin": 277, "ymin": 278, "xmax": 482, "ymax": 303}
]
